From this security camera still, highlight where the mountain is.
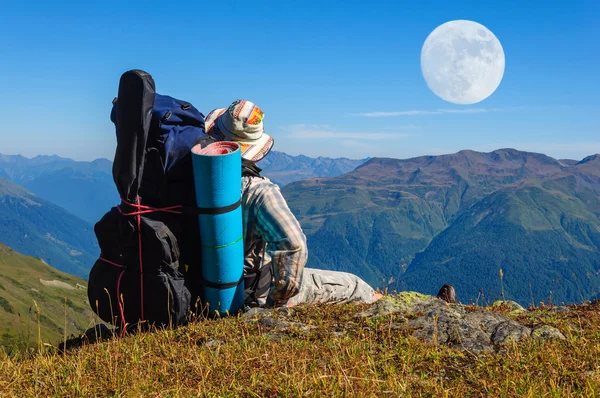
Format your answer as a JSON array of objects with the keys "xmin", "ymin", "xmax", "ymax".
[
  {"xmin": 0, "ymin": 151, "xmax": 366, "ymax": 222},
  {"xmin": 0, "ymin": 242, "xmax": 93, "ymax": 352},
  {"xmin": 0, "ymin": 154, "xmax": 118, "ymax": 224},
  {"xmin": 0, "ymin": 178, "xmax": 98, "ymax": 279},
  {"xmin": 402, "ymin": 178, "xmax": 600, "ymax": 306},
  {"xmin": 257, "ymin": 150, "xmax": 369, "ymax": 186},
  {"xmin": 282, "ymin": 148, "xmax": 600, "ymax": 305}
]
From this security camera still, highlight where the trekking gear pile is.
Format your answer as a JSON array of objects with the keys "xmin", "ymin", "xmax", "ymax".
[{"xmin": 87, "ymin": 70, "xmax": 216, "ymax": 330}]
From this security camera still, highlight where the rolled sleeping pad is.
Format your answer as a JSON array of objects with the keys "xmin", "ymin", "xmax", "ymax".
[{"xmin": 191, "ymin": 141, "xmax": 245, "ymax": 316}]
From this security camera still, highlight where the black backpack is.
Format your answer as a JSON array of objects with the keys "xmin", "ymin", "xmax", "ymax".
[{"xmin": 87, "ymin": 70, "xmax": 214, "ymax": 330}]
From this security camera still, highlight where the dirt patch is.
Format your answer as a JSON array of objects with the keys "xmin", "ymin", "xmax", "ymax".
[{"xmin": 39, "ymin": 279, "xmax": 75, "ymax": 290}]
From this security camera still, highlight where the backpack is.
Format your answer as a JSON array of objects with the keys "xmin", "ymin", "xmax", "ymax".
[
  {"xmin": 118, "ymin": 88, "xmax": 215, "ymax": 312},
  {"xmin": 87, "ymin": 70, "xmax": 214, "ymax": 331}
]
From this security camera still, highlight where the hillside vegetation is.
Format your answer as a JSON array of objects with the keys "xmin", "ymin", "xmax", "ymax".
[
  {"xmin": 0, "ymin": 243, "xmax": 93, "ymax": 353},
  {"xmin": 1, "ymin": 294, "xmax": 599, "ymax": 397},
  {"xmin": 283, "ymin": 149, "xmax": 600, "ymax": 305}
]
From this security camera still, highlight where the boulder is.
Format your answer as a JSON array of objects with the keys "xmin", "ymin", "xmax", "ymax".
[
  {"xmin": 358, "ymin": 292, "xmax": 543, "ymax": 353},
  {"xmin": 532, "ymin": 325, "xmax": 566, "ymax": 340},
  {"xmin": 491, "ymin": 321, "xmax": 531, "ymax": 345}
]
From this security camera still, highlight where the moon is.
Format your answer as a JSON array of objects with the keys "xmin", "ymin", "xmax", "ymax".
[{"xmin": 420, "ymin": 20, "xmax": 505, "ymax": 105}]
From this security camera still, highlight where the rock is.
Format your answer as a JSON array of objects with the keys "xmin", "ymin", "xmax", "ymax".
[
  {"xmin": 356, "ymin": 296, "xmax": 403, "ymax": 318},
  {"xmin": 549, "ymin": 306, "xmax": 570, "ymax": 313},
  {"xmin": 242, "ymin": 307, "xmax": 273, "ymax": 318},
  {"xmin": 464, "ymin": 311, "xmax": 508, "ymax": 335},
  {"xmin": 242, "ymin": 306, "xmax": 293, "ymax": 318},
  {"xmin": 264, "ymin": 333, "xmax": 286, "ymax": 342},
  {"xmin": 355, "ymin": 292, "xmax": 547, "ymax": 353},
  {"xmin": 404, "ymin": 309, "xmax": 495, "ymax": 353},
  {"xmin": 453, "ymin": 320, "xmax": 495, "ymax": 353},
  {"xmin": 257, "ymin": 317, "xmax": 309, "ymax": 331},
  {"xmin": 356, "ymin": 291, "xmax": 442, "ymax": 318},
  {"xmin": 492, "ymin": 300, "xmax": 527, "ymax": 315},
  {"xmin": 276, "ymin": 307, "xmax": 294, "ymax": 317},
  {"xmin": 532, "ymin": 325, "xmax": 566, "ymax": 340},
  {"xmin": 259, "ymin": 317, "xmax": 293, "ymax": 329},
  {"xmin": 491, "ymin": 321, "xmax": 531, "ymax": 345},
  {"xmin": 205, "ymin": 339, "xmax": 225, "ymax": 347}
]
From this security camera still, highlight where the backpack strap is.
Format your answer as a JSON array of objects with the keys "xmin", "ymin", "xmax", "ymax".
[{"xmin": 242, "ymin": 159, "xmax": 262, "ymax": 178}]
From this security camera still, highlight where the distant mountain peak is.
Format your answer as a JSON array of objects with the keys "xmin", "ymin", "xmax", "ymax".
[
  {"xmin": 257, "ymin": 150, "xmax": 368, "ymax": 186},
  {"xmin": 31, "ymin": 154, "xmax": 66, "ymax": 161},
  {"xmin": 577, "ymin": 154, "xmax": 600, "ymax": 165},
  {"xmin": 0, "ymin": 153, "xmax": 26, "ymax": 163}
]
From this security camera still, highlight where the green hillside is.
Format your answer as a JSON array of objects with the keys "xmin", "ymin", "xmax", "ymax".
[
  {"xmin": 0, "ymin": 243, "xmax": 94, "ymax": 353},
  {"xmin": 282, "ymin": 149, "xmax": 600, "ymax": 304},
  {"xmin": 401, "ymin": 179, "xmax": 600, "ymax": 305},
  {"xmin": 0, "ymin": 178, "xmax": 98, "ymax": 279}
]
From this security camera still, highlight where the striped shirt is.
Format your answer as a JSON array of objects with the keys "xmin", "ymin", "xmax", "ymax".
[{"xmin": 241, "ymin": 174, "xmax": 308, "ymax": 305}]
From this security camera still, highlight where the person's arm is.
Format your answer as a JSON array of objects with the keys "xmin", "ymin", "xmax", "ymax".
[{"xmin": 255, "ymin": 183, "xmax": 308, "ymax": 306}]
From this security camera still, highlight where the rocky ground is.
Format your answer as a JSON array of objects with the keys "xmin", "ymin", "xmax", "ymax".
[
  {"xmin": 242, "ymin": 292, "xmax": 568, "ymax": 354},
  {"xmin": 2, "ymin": 291, "xmax": 599, "ymax": 397}
]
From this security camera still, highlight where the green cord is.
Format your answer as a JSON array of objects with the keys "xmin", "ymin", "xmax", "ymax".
[{"xmin": 201, "ymin": 235, "xmax": 244, "ymax": 249}]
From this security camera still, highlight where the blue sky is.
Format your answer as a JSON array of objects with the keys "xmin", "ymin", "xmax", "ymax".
[{"xmin": 0, "ymin": 0, "xmax": 598, "ymax": 161}]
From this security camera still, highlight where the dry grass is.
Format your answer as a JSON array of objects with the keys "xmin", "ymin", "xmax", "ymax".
[{"xmin": 1, "ymin": 300, "xmax": 600, "ymax": 397}]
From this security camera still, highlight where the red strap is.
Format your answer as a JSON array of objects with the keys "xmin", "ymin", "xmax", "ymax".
[
  {"xmin": 136, "ymin": 196, "xmax": 145, "ymax": 321},
  {"xmin": 99, "ymin": 256, "xmax": 124, "ymax": 268},
  {"xmin": 117, "ymin": 198, "xmax": 183, "ymax": 216},
  {"xmin": 102, "ymin": 197, "xmax": 185, "ymax": 327},
  {"xmin": 99, "ymin": 257, "xmax": 127, "ymax": 330}
]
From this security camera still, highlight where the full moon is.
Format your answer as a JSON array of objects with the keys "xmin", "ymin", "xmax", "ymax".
[{"xmin": 420, "ymin": 20, "xmax": 505, "ymax": 105}]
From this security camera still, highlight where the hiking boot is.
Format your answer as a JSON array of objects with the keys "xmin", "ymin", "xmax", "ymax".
[{"xmin": 437, "ymin": 284, "xmax": 457, "ymax": 303}]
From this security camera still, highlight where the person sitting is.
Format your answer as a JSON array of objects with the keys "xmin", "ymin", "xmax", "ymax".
[{"xmin": 204, "ymin": 99, "xmax": 382, "ymax": 308}]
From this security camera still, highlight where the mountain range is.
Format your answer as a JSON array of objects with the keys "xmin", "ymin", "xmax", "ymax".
[
  {"xmin": 0, "ymin": 150, "xmax": 366, "ymax": 224},
  {"xmin": 0, "ymin": 150, "xmax": 367, "ymax": 279},
  {"xmin": 256, "ymin": 151, "xmax": 369, "ymax": 186},
  {"xmin": 0, "ymin": 153, "xmax": 118, "ymax": 224},
  {"xmin": 282, "ymin": 148, "xmax": 600, "ymax": 305},
  {"xmin": 0, "ymin": 178, "xmax": 98, "ymax": 279},
  {"xmin": 2, "ymin": 148, "xmax": 600, "ymax": 306}
]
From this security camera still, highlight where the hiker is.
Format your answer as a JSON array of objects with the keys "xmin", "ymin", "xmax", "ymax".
[{"xmin": 204, "ymin": 100, "xmax": 383, "ymax": 308}]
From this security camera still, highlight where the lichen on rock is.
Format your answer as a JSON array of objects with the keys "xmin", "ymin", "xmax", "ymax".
[
  {"xmin": 356, "ymin": 292, "xmax": 563, "ymax": 354},
  {"xmin": 532, "ymin": 325, "xmax": 566, "ymax": 340},
  {"xmin": 492, "ymin": 300, "xmax": 527, "ymax": 315}
]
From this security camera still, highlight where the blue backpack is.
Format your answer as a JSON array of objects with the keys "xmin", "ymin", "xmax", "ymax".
[{"xmin": 109, "ymin": 92, "xmax": 216, "ymax": 207}]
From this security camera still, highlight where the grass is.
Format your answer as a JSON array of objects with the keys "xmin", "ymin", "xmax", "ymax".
[
  {"xmin": 1, "ymin": 299, "xmax": 599, "ymax": 397},
  {"xmin": 0, "ymin": 243, "xmax": 93, "ymax": 353}
]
